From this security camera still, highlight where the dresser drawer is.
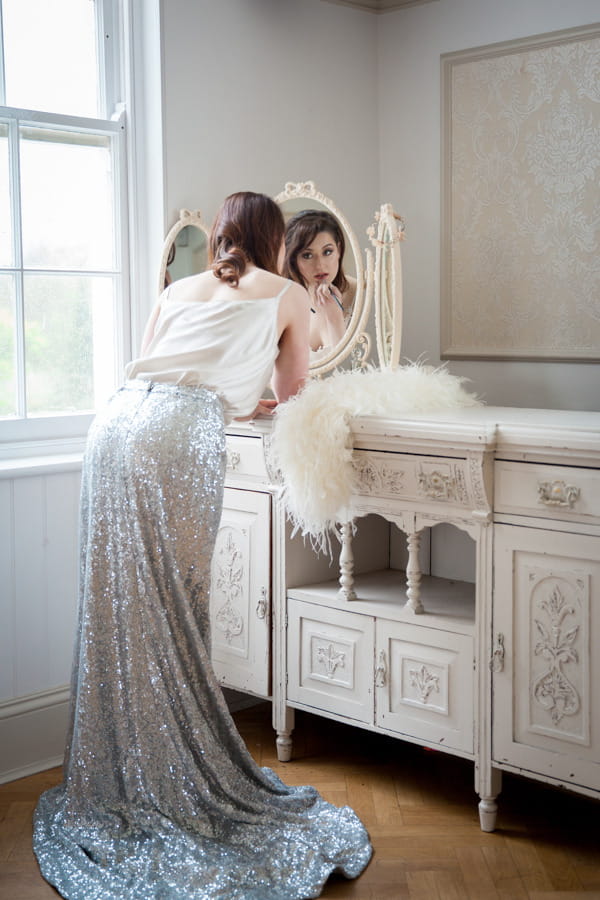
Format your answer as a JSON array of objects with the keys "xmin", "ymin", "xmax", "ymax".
[
  {"xmin": 495, "ymin": 460, "xmax": 600, "ymax": 525},
  {"xmin": 351, "ymin": 449, "xmax": 490, "ymax": 514},
  {"xmin": 225, "ymin": 434, "xmax": 268, "ymax": 481}
]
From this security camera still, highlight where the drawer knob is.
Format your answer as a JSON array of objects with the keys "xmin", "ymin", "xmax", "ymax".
[
  {"xmin": 490, "ymin": 633, "xmax": 505, "ymax": 673},
  {"xmin": 537, "ymin": 479, "xmax": 580, "ymax": 509},
  {"xmin": 375, "ymin": 650, "xmax": 387, "ymax": 687},
  {"xmin": 226, "ymin": 449, "xmax": 241, "ymax": 471},
  {"xmin": 256, "ymin": 587, "xmax": 267, "ymax": 619}
]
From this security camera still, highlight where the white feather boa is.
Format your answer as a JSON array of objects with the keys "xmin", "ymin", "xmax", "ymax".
[{"xmin": 269, "ymin": 362, "xmax": 482, "ymax": 549}]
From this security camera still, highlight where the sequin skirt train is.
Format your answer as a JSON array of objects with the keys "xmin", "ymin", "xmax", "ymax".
[{"xmin": 33, "ymin": 380, "xmax": 372, "ymax": 899}]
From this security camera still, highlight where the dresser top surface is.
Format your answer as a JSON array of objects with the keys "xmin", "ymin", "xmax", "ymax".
[
  {"xmin": 228, "ymin": 405, "xmax": 600, "ymax": 463},
  {"xmin": 348, "ymin": 408, "xmax": 600, "ymax": 468}
]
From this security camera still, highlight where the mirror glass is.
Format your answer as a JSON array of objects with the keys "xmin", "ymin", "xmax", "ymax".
[
  {"xmin": 275, "ymin": 181, "xmax": 372, "ymax": 375},
  {"xmin": 158, "ymin": 209, "xmax": 210, "ymax": 293}
]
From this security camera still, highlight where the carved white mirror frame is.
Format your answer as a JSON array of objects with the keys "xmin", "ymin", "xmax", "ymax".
[
  {"xmin": 275, "ymin": 181, "xmax": 374, "ymax": 376},
  {"xmin": 158, "ymin": 193, "xmax": 405, "ymax": 377},
  {"xmin": 158, "ymin": 208, "xmax": 210, "ymax": 295},
  {"xmin": 368, "ymin": 203, "xmax": 405, "ymax": 370}
]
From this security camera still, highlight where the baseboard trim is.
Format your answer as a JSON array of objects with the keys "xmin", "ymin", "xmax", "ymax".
[
  {"xmin": 0, "ymin": 687, "xmax": 261, "ymax": 784},
  {"xmin": 0, "ymin": 754, "xmax": 64, "ymax": 785},
  {"xmin": 0, "ymin": 686, "xmax": 70, "ymax": 784},
  {"xmin": 0, "ymin": 685, "xmax": 70, "ymax": 719}
]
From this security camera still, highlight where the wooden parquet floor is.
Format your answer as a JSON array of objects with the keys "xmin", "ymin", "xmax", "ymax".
[{"xmin": 1, "ymin": 702, "xmax": 599, "ymax": 900}]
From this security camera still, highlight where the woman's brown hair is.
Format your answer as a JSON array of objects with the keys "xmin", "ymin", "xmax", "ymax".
[
  {"xmin": 283, "ymin": 209, "xmax": 348, "ymax": 294},
  {"xmin": 209, "ymin": 192, "xmax": 285, "ymax": 287}
]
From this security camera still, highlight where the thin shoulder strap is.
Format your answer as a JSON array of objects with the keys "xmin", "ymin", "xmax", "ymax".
[{"xmin": 275, "ymin": 280, "xmax": 293, "ymax": 301}]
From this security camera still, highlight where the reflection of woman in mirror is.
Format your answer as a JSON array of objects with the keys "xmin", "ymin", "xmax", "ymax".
[{"xmin": 283, "ymin": 209, "xmax": 356, "ymax": 353}]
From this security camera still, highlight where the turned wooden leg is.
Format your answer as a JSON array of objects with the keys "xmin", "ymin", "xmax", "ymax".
[
  {"xmin": 338, "ymin": 520, "xmax": 357, "ymax": 601},
  {"xmin": 276, "ymin": 730, "xmax": 293, "ymax": 762},
  {"xmin": 477, "ymin": 766, "xmax": 502, "ymax": 832},
  {"xmin": 406, "ymin": 529, "xmax": 424, "ymax": 614},
  {"xmin": 478, "ymin": 796, "xmax": 498, "ymax": 832},
  {"xmin": 273, "ymin": 705, "xmax": 295, "ymax": 762}
]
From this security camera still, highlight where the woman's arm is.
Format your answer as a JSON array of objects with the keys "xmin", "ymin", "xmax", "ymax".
[
  {"xmin": 272, "ymin": 282, "xmax": 311, "ymax": 402},
  {"xmin": 138, "ymin": 302, "xmax": 162, "ymax": 355},
  {"xmin": 139, "ymin": 286, "xmax": 171, "ymax": 355}
]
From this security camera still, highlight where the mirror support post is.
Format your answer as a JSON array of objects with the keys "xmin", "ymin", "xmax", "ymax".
[{"xmin": 368, "ymin": 204, "xmax": 405, "ymax": 371}]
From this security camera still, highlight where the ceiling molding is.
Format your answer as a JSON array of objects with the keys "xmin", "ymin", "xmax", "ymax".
[{"xmin": 320, "ymin": 0, "xmax": 439, "ymax": 12}]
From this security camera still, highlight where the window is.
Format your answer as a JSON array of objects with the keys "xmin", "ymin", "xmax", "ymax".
[{"xmin": 0, "ymin": 0, "xmax": 128, "ymax": 441}]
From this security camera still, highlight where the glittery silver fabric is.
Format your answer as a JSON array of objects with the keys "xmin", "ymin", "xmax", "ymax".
[{"xmin": 33, "ymin": 380, "xmax": 372, "ymax": 899}]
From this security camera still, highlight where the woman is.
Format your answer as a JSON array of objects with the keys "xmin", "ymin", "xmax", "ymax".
[
  {"xmin": 283, "ymin": 209, "xmax": 357, "ymax": 354},
  {"xmin": 33, "ymin": 192, "xmax": 372, "ymax": 899}
]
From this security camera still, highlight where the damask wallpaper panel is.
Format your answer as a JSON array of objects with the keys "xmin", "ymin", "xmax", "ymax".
[{"xmin": 441, "ymin": 25, "xmax": 600, "ymax": 361}]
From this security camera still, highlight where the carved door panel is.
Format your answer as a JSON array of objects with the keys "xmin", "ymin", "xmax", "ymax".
[
  {"xmin": 493, "ymin": 525, "xmax": 600, "ymax": 790},
  {"xmin": 209, "ymin": 488, "xmax": 271, "ymax": 697},
  {"xmin": 287, "ymin": 599, "xmax": 374, "ymax": 724},
  {"xmin": 375, "ymin": 619, "xmax": 474, "ymax": 753}
]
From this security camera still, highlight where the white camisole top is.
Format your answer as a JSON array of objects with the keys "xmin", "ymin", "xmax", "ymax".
[{"xmin": 125, "ymin": 281, "xmax": 292, "ymax": 422}]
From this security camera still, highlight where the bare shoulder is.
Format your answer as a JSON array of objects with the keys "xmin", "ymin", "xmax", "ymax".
[
  {"xmin": 279, "ymin": 279, "xmax": 310, "ymax": 317},
  {"xmin": 277, "ymin": 280, "xmax": 310, "ymax": 343},
  {"xmin": 166, "ymin": 270, "xmax": 216, "ymax": 302}
]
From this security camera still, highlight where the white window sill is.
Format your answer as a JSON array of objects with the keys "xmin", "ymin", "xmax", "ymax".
[{"xmin": 0, "ymin": 438, "xmax": 86, "ymax": 478}]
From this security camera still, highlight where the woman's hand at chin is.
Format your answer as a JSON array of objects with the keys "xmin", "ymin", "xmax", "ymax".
[{"xmin": 314, "ymin": 282, "xmax": 343, "ymax": 312}]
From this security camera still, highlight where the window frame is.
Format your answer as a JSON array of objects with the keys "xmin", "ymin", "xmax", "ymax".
[{"xmin": 0, "ymin": 0, "xmax": 132, "ymax": 451}]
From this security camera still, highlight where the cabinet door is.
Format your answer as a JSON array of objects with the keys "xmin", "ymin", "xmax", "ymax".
[
  {"xmin": 287, "ymin": 598, "xmax": 374, "ymax": 724},
  {"xmin": 209, "ymin": 488, "xmax": 271, "ymax": 696},
  {"xmin": 375, "ymin": 619, "xmax": 474, "ymax": 754},
  {"xmin": 493, "ymin": 524, "xmax": 600, "ymax": 791}
]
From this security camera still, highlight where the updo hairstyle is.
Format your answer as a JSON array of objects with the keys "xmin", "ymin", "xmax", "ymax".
[
  {"xmin": 283, "ymin": 209, "xmax": 348, "ymax": 294},
  {"xmin": 209, "ymin": 192, "xmax": 285, "ymax": 287}
]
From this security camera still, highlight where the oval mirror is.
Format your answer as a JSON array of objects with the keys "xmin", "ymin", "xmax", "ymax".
[
  {"xmin": 275, "ymin": 181, "xmax": 372, "ymax": 375},
  {"xmin": 158, "ymin": 209, "xmax": 210, "ymax": 294},
  {"xmin": 368, "ymin": 203, "xmax": 405, "ymax": 370}
]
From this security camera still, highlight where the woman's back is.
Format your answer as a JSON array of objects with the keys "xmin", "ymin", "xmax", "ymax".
[
  {"xmin": 169, "ymin": 266, "xmax": 289, "ymax": 307},
  {"xmin": 126, "ymin": 268, "xmax": 297, "ymax": 421}
]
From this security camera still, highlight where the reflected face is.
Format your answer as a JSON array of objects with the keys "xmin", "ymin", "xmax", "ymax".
[{"xmin": 296, "ymin": 231, "xmax": 341, "ymax": 287}]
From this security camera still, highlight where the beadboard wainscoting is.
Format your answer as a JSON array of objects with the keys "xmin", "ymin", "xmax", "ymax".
[{"xmin": 0, "ymin": 457, "xmax": 82, "ymax": 783}]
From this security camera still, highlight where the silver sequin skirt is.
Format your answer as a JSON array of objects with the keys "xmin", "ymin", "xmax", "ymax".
[{"xmin": 33, "ymin": 380, "xmax": 372, "ymax": 899}]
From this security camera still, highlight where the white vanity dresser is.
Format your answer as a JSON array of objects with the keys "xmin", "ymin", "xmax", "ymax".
[
  {"xmin": 158, "ymin": 185, "xmax": 599, "ymax": 832},
  {"xmin": 215, "ymin": 407, "xmax": 600, "ymax": 833}
]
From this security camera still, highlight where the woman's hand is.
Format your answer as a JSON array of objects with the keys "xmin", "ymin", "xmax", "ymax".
[
  {"xmin": 234, "ymin": 398, "xmax": 279, "ymax": 421},
  {"xmin": 313, "ymin": 282, "xmax": 344, "ymax": 317},
  {"xmin": 310, "ymin": 283, "xmax": 345, "ymax": 349}
]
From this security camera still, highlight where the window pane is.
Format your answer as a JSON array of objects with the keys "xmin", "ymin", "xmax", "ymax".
[
  {"xmin": 0, "ymin": 275, "xmax": 16, "ymax": 417},
  {"xmin": 0, "ymin": 123, "xmax": 11, "ymax": 266},
  {"xmin": 24, "ymin": 274, "xmax": 115, "ymax": 415},
  {"xmin": 20, "ymin": 128, "xmax": 115, "ymax": 270},
  {"xmin": 2, "ymin": 0, "xmax": 99, "ymax": 117}
]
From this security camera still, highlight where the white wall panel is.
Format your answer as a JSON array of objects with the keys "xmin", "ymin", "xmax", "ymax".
[
  {"xmin": 0, "ymin": 464, "xmax": 81, "ymax": 780},
  {"xmin": 8, "ymin": 469, "xmax": 81, "ymax": 697},
  {"xmin": 45, "ymin": 472, "xmax": 80, "ymax": 688},
  {"xmin": 13, "ymin": 476, "xmax": 47, "ymax": 696},
  {"xmin": 0, "ymin": 480, "xmax": 15, "ymax": 701}
]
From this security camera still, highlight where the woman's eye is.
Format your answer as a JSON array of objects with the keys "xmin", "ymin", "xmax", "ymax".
[
  {"xmin": 301, "ymin": 252, "xmax": 312, "ymax": 260},
  {"xmin": 323, "ymin": 248, "xmax": 333, "ymax": 256}
]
